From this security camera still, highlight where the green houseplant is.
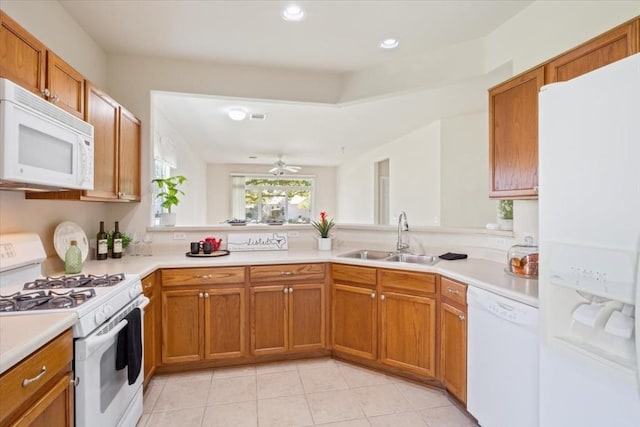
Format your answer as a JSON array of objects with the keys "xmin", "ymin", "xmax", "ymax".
[
  {"xmin": 497, "ymin": 199, "xmax": 513, "ymax": 230},
  {"xmin": 312, "ymin": 211, "xmax": 335, "ymax": 250},
  {"xmin": 152, "ymin": 175, "xmax": 187, "ymax": 226}
]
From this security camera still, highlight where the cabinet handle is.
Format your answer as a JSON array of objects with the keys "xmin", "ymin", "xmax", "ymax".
[
  {"xmin": 281, "ymin": 271, "xmax": 294, "ymax": 276},
  {"xmin": 50, "ymin": 94, "xmax": 59, "ymax": 102},
  {"xmin": 370, "ymin": 292, "xmax": 376, "ymax": 299},
  {"xmin": 458, "ymin": 314, "xmax": 466, "ymax": 321},
  {"xmin": 288, "ymin": 287, "xmax": 293, "ymax": 293},
  {"xmin": 22, "ymin": 366, "xmax": 46, "ymax": 387},
  {"xmin": 41, "ymin": 88, "xmax": 50, "ymax": 97},
  {"xmin": 70, "ymin": 377, "xmax": 80, "ymax": 387},
  {"xmin": 283, "ymin": 288, "xmax": 289, "ymax": 294},
  {"xmin": 533, "ymin": 186, "xmax": 539, "ymax": 194},
  {"xmin": 204, "ymin": 292, "xmax": 209, "ymax": 298},
  {"xmin": 144, "ymin": 283, "xmax": 153, "ymax": 289},
  {"xmin": 199, "ymin": 292, "xmax": 204, "ymax": 298},
  {"xmin": 447, "ymin": 288, "xmax": 460, "ymax": 295},
  {"xmin": 194, "ymin": 274, "xmax": 212, "ymax": 280},
  {"xmin": 380, "ymin": 294, "xmax": 385, "ymax": 300}
]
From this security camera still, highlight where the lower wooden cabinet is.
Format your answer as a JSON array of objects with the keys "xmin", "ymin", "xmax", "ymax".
[
  {"xmin": 162, "ymin": 286, "xmax": 246, "ymax": 364},
  {"xmin": 251, "ymin": 283, "xmax": 325, "ymax": 356},
  {"xmin": 0, "ymin": 330, "xmax": 74, "ymax": 426},
  {"xmin": 142, "ymin": 272, "xmax": 158, "ymax": 386},
  {"xmin": 331, "ymin": 282, "xmax": 377, "ymax": 360},
  {"xmin": 379, "ymin": 290, "xmax": 436, "ymax": 377},
  {"xmin": 440, "ymin": 277, "xmax": 468, "ymax": 403}
]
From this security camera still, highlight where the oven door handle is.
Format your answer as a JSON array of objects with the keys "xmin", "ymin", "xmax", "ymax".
[{"xmin": 79, "ymin": 319, "xmax": 129, "ymax": 360}]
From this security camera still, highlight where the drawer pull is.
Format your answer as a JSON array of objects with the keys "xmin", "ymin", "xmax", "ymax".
[
  {"xmin": 447, "ymin": 288, "xmax": 461, "ymax": 295},
  {"xmin": 281, "ymin": 271, "xmax": 294, "ymax": 276},
  {"xmin": 194, "ymin": 274, "xmax": 213, "ymax": 280},
  {"xmin": 70, "ymin": 377, "xmax": 80, "ymax": 387},
  {"xmin": 458, "ymin": 314, "xmax": 466, "ymax": 321},
  {"xmin": 22, "ymin": 366, "xmax": 46, "ymax": 387}
]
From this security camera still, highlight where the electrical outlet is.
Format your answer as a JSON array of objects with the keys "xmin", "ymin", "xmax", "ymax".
[
  {"xmin": 495, "ymin": 238, "xmax": 508, "ymax": 249},
  {"xmin": 173, "ymin": 232, "xmax": 187, "ymax": 240}
]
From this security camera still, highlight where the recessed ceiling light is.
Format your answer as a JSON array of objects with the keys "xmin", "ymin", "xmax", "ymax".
[
  {"xmin": 379, "ymin": 38, "xmax": 399, "ymax": 50},
  {"xmin": 228, "ymin": 108, "xmax": 247, "ymax": 121},
  {"xmin": 282, "ymin": 5, "xmax": 305, "ymax": 21}
]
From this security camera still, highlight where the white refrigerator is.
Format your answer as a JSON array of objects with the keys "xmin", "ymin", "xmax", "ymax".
[{"xmin": 539, "ymin": 53, "xmax": 640, "ymax": 426}]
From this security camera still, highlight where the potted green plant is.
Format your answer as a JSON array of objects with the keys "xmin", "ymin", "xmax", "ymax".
[
  {"xmin": 497, "ymin": 199, "xmax": 513, "ymax": 231},
  {"xmin": 152, "ymin": 175, "xmax": 187, "ymax": 226}
]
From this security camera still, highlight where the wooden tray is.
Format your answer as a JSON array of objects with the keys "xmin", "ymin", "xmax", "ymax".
[{"xmin": 185, "ymin": 250, "xmax": 230, "ymax": 258}]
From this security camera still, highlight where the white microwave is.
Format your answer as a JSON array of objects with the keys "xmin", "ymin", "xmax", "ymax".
[{"xmin": 0, "ymin": 78, "xmax": 94, "ymax": 191}]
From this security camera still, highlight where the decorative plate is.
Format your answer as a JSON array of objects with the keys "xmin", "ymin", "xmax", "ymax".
[{"xmin": 54, "ymin": 221, "xmax": 89, "ymax": 262}]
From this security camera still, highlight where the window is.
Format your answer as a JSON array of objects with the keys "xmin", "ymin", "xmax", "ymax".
[{"xmin": 231, "ymin": 175, "xmax": 314, "ymax": 223}]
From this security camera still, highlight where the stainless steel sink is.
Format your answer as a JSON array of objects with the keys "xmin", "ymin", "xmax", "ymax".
[
  {"xmin": 383, "ymin": 253, "xmax": 439, "ymax": 265},
  {"xmin": 338, "ymin": 250, "xmax": 396, "ymax": 260}
]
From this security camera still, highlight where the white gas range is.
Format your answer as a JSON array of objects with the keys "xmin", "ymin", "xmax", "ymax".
[{"xmin": 0, "ymin": 233, "xmax": 147, "ymax": 427}]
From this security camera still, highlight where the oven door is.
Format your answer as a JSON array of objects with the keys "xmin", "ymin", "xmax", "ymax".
[{"xmin": 74, "ymin": 296, "xmax": 149, "ymax": 427}]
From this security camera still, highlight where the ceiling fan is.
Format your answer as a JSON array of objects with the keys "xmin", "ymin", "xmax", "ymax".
[{"xmin": 268, "ymin": 157, "xmax": 301, "ymax": 175}]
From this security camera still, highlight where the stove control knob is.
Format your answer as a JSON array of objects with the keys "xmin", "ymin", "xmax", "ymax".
[
  {"xmin": 104, "ymin": 304, "xmax": 113, "ymax": 318},
  {"xmin": 95, "ymin": 309, "xmax": 106, "ymax": 324},
  {"xmin": 129, "ymin": 285, "xmax": 141, "ymax": 299}
]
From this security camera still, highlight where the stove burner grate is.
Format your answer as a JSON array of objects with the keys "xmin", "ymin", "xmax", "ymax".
[
  {"xmin": 0, "ymin": 289, "xmax": 96, "ymax": 311},
  {"xmin": 23, "ymin": 273, "xmax": 125, "ymax": 290}
]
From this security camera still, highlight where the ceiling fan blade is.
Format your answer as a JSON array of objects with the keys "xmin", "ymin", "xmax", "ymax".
[{"xmin": 268, "ymin": 166, "xmax": 279, "ymax": 173}]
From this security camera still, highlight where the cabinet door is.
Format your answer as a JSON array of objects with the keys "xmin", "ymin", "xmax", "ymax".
[
  {"xmin": 11, "ymin": 372, "xmax": 74, "ymax": 427},
  {"xmin": 142, "ymin": 275, "xmax": 156, "ymax": 386},
  {"xmin": 440, "ymin": 302, "xmax": 467, "ymax": 404},
  {"xmin": 289, "ymin": 283, "xmax": 325, "ymax": 351},
  {"xmin": 162, "ymin": 289, "xmax": 202, "ymax": 363},
  {"xmin": 489, "ymin": 66, "xmax": 544, "ymax": 199},
  {"xmin": 85, "ymin": 83, "xmax": 119, "ymax": 199},
  {"xmin": 0, "ymin": 11, "xmax": 46, "ymax": 96},
  {"xmin": 379, "ymin": 291, "xmax": 436, "ymax": 377},
  {"xmin": 46, "ymin": 50, "xmax": 84, "ymax": 118},
  {"xmin": 331, "ymin": 283, "xmax": 377, "ymax": 360},
  {"xmin": 546, "ymin": 19, "xmax": 639, "ymax": 83},
  {"xmin": 204, "ymin": 287, "xmax": 246, "ymax": 360},
  {"xmin": 118, "ymin": 107, "xmax": 141, "ymax": 201},
  {"xmin": 251, "ymin": 286, "xmax": 288, "ymax": 355}
]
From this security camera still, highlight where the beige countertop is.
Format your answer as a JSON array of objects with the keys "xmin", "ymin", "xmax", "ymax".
[
  {"xmin": 77, "ymin": 248, "xmax": 538, "ymax": 307},
  {"xmin": 2, "ymin": 248, "xmax": 537, "ymax": 374},
  {"xmin": 0, "ymin": 312, "xmax": 77, "ymax": 375}
]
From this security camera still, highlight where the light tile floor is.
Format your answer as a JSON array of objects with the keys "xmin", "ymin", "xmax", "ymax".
[{"xmin": 137, "ymin": 358, "xmax": 478, "ymax": 427}]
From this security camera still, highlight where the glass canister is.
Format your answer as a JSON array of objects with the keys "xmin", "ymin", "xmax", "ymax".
[{"xmin": 507, "ymin": 236, "xmax": 538, "ymax": 278}]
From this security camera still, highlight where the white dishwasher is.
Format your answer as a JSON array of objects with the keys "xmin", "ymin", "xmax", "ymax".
[{"xmin": 467, "ymin": 286, "xmax": 539, "ymax": 427}]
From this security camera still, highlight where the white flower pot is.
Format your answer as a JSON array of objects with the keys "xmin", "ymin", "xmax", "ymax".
[
  {"xmin": 498, "ymin": 218, "xmax": 513, "ymax": 231},
  {"xmin": 317, "ymin": 237, "xmax": 332, "ymax": 251},
  {"xmin": 161, "ymin": 212, "xmax": 177, "ymax": 227}
]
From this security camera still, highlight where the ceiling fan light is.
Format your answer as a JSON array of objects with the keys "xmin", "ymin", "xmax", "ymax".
[{"xmin": 228, "ymin": 108, "xmax": 247, "ymax": 121}]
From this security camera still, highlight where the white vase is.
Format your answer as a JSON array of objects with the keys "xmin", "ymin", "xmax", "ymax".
[
  {"xmin": 317, "ymin": 237, "xmax": 332, "ymax": 251},
  {"xmin": 161, "ymin": 212, "xmax": 177, "ymax": 227},
  {"xmin": 498, "ymin": 218, "xmax": 513, "ymax": 231}
]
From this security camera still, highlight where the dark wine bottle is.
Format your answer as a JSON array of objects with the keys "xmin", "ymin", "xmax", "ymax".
[
  {"xmin": 112, "ymin": 221, "xmax": 123, "ymax": 258},
  {"xmin": 96, "ymin": 221, "xmax": 108, "ymax": 260}
]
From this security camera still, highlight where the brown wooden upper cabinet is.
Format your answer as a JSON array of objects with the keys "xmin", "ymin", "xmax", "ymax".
[
  {"xmin": 0, "ymin": 11, "xmax": 84, "ymax": 118},
  {"xmin": 489, "ymin": 66, "xmax": 544, "ymax": 199},
  {"xmin": 489, "ymin": 16, "xmax": 639, "ymax": 199},
  {"xmin": 27, "ymin": 82, "xmax": 141, "ymax": 202}
]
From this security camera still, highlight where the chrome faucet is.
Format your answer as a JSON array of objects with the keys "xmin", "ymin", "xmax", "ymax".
[{"xmin": 396, "ymin": 211, "xmax": 409, "ymax": 252}]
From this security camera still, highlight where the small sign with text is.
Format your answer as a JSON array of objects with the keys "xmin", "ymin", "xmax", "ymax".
[{"xmin": 227, "ymin": 232, "xmax": 289, "ymax": 251}]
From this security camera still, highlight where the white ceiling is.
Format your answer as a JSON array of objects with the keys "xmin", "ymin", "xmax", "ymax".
[{"xmin": 59, "ymin": 0, "xmax": 533, "ymax": 168}]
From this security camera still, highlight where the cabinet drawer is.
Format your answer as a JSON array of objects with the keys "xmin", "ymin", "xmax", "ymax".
[
  {"xmin": 0, "ymin": 329, "xmax": 72, "ymax": 423},
  {"xmin": 379, "ymin": 269, "xmax": 436, "ymax": 294},
  {"xmin": 250, "ymin": 263, "xmax": 325, "ymax": 283},
  {"xmin": 441, "ymin": 277, "xmax": 467, "ymax": 306},
  {"xmin": 162, "ymin": 267, "xmax": 245, "ymax": 286},
  {"xmin": 331, "ymin": 264, "xmax": 376, "ymax": 287}
]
